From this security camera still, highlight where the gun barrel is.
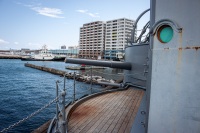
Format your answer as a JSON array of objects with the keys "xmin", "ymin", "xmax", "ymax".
[{"xmin": 65, "ymin": 58, "xmax": 132, "ymax": 70}]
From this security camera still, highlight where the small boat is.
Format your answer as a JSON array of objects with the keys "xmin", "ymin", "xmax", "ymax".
[{"xmin": 21, "ymin": 45, "xmax": 66, "ymax": 61}]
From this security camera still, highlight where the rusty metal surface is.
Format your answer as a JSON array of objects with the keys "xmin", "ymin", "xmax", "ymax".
[
  {"xmin": 124, "ymin": 44, "xmax": 149, "ymax": 88},
  {"xmin": 148, "ymin": 0, "xmax": 200, "ymax": 133}
]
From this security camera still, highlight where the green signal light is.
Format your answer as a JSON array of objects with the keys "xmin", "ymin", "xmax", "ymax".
[{"xmin": 157, "ymin": 25, "xmax": 173, "ymax": 43}]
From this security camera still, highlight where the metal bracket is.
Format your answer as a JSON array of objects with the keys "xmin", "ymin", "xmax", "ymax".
[{"xmin": 150, "ymin": 19, "xmax": 182, "ymax": 35}]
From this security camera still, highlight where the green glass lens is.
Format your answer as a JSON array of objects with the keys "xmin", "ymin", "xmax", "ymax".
[{"xmin": 160, "ymin": 26, "xmax": 173, "ymax": 43}]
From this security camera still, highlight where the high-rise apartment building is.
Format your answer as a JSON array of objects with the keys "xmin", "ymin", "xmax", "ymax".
[
  {"xmin": 78, "ymin": 21, "xmax": 106, "ymax": 59},
  {"xmin": 104, "ymin": 18, "xmax": 134, "ymax": 60}
]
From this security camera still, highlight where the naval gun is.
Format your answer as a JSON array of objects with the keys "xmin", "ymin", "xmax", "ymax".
[
  {"xmin": 65, "ymin": 43, "xmax": 149, "ymax": 89},
  {"xmin": 65, "ymin": 58, "xmax": 132, "ymax": 70}
]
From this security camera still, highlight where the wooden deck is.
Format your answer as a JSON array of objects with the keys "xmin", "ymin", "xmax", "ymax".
[{"xmin": 67, "ymin": 88, "xmax": 144, "ymax": 133}]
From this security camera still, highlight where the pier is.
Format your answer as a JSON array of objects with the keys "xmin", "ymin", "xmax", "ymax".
[
  {"xmin": 25, "ymin": 63, "xmax": 66, "ymax": 76},
  {"xmin": 25, "ymin": 63, "xmax": 123, "ymax": 86},
  {"xmin": 0, "ymin": 54, "xmax": 22, "ymax": 59}
]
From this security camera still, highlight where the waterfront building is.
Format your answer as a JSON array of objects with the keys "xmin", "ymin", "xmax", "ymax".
[
  {"xmin": 61, "ymin": 45, "xmax": 66, "ymax": 49},
  {"xmin": 104, "ymin": 18, "xmax": 134, "ymax": 60},
  {"xmin": 0, "ymin": 49, "xmax": 39, "ymax": 55},
  {"xmin": 49, "ymin": 46, "xmax": 79, "ymax": 57},
  {"xmin": 78, "ymin": 21, "xmax": 106, "ymax": 59}
]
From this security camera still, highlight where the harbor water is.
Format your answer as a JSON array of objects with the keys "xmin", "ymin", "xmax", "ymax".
[{"xmin": 0, "ymin": 59, "xmax": 123, "ymax": 132}]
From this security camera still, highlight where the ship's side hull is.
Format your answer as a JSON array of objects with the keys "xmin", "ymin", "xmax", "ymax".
[{"xmin": 148, "ymin": 0, "xmax": 200, "ymax": 133}]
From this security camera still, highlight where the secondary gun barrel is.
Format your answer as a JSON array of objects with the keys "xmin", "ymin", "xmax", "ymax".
[{"xmin": 65, "ymin": 58, "xmax": 132, "ymax": 70}]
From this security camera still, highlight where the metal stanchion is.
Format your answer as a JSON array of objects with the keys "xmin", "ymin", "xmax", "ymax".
[
  {"xmin": 73, "ymin": 72, "xmax": 76, "ymax": 102},
  {"xmin": 90, "ymin": 66, "xmax": 92, "ymax": 94},
  {"xmin": 62, "ymin": 75, "xmax": 66, "ymax": 133},
  {"xmin": 64, "ymin": 73, "xmax": 66, "ymax": 91},
  {"xmin": 55, "ymin": 81, "xmax": 59, "ymax": 131}
]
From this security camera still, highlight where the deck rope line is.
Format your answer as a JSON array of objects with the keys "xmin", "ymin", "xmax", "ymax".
[{"xmin": 0, "ymin": 95, "xmax": 62, "ymax": 133}]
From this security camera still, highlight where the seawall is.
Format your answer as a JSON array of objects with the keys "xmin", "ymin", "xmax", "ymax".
[
  {"xmin": 0, "ymin": 54, "xmax": 22, "ymax": 59},
  {"xmin": 25, "ymin": 63, "xmax": 66, "ymax": 76},
  {"xmin": 24, "ymin": 63, "xmax": 122, "ymax": 85}
]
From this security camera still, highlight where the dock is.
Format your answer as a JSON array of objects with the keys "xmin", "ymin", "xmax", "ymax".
[
  {"xmin": 25, "ymin": 63, "xmax": 123, "ymax": 86},
  {"xmin": 66, "ymin": 87, "xmax": 144, "ymax": 133},
  {"xmin": 0, "ymin": 54, "xmax": 22, "ymax": 59},
  {"xmin": 25, "ymin": 63, "xmax": 66, "ymax": 76}
]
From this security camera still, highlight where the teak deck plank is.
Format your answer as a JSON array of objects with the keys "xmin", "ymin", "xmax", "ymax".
[
  {"xmin": 98, "ymin": 90, "xmax": 138, "ymax": 133},
  {"xmin": 68, "ymin": 94, "xmax": 108, "ymax": 130},
  {"xmin": 69, "ymin": 92, "xmax": 118, "ymax": 132},
  {"xmin": 86, "ymin": 91, "xmax": 127, "ymax": 133},
  {"xmin": 118, "ymin": 91, "xmax": 143, "ymax": 133},
  {"xmin": 125, "ymin": 91, "xmax": 144, "ymax": 132},
  {"xmin": 110, "ymin": 90, "xmax": 140, "ymax": 133},
  {"xmin": 78, "ymin": 94, "xmax": 122, "ymax": 133},
  {"xmin": 68, "ymin": 87, "xmax": 144, "ymax": 133},
  {"xmin": 72, "ymin": 95, "xmax": 118, "ymax": 133}
]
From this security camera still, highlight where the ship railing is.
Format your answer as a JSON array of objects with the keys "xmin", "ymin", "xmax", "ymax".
[
  {"xmin": 0, "ymin": 67, "xmax": 145, "ymax": 133},
  {"xmin": 48, "ymin": 69, "xmax": 127, "ymax": 133},
  {"xmin": 49, "ymin": 67, "xmax": 147, "ymax": 133}
]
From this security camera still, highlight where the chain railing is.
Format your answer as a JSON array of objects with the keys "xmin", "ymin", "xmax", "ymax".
[
  {"xmin": 1, "ymin": 67, "xmax": 146, "ymax": 133},
  {"xmin": 50, "ymin": 67, "xmax": 147, "ymax": 133},
  {"xmin": 69, "ymin": 68, "xmax": 125, "ymax": 102},
  {"xmin": 1, "ymin": 76, "xmax": 69, "ymax": 133},
  {"xmin": 0, "ymin": 95, "xmax": 61, "ymax": 133},
  {"xmin": 52, "ymin": 68, "xmax": 146, "ymax": 133}
]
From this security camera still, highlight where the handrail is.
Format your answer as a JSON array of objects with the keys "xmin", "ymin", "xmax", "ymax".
[{"xmin": 131, "ymin": 8, "xmax": 150, "ymax": 43}]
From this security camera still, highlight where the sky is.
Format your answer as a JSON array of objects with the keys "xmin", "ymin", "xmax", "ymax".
[{"xmin": 0, "ymin": 0, "xmax": 150, "ymax": 50}]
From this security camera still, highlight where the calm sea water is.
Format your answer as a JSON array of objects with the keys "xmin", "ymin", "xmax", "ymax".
[{"xmin": 0, "ymin": 59, "xmax": 109, "ymax": 133}]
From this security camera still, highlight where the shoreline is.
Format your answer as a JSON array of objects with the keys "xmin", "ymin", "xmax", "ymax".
[{"xmin": 0, "ymin": 54, "xmax": 22, "ymax": 59}]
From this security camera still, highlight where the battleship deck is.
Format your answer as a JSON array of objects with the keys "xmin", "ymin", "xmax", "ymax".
[{"xmin": 67, "ymin": 87, "xmax": 144, "ymax": 133}]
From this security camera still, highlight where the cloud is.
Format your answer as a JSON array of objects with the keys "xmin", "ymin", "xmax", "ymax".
[
  {"xmin": 14, "ymin": 42, "xmax": 19, "ymax": 45},
  {"xmin": 16, "ymin": 2, "xmax": 64, "ymax": 18},
  {"xmin": 88, "ymin": 13, "xmax": 99, "ymax": 17},
  {"xmin": 76, "ymin": 9, "xmax": 100, "ymax": 18},
  {"xmin": 77, "ymin": 10, "xmax": 88, "ymax": 13},
  {"xmin": 0, "ymin": 39, "xmax": 9, "ymax": 44},
  {"xmin": 32, "ymin": 7, "xmax": 64, "ymax": 18}
]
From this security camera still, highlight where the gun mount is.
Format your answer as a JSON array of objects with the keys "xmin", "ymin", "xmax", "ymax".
[
  {"xmin": 65, "ymin": 43, "xmax": 149, "ymax": 89},
  {"xmin": 65, "ymin": 58, "xmax": 132, "ymax": 70}
]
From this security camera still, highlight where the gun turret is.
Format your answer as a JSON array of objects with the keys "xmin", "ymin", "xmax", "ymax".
[{"xmin": 65, "ymin": 58, "xmax": 132, "ymax": 70}]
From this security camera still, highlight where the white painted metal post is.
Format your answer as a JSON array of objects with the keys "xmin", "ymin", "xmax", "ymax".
[
  {"xmin": 55, "ymin": 81, "xmax": 59, "ymax": 131},
  {"xmin": 73, "ymin": 72, "xmax": 76, "ymax": 102},
  {"xmin": 90, "ymin": 66, "xmax": 92, "ymax": 94},
  {"xmin": 62, "ymin": 75, "xmax": 66, "ymax": 133}
]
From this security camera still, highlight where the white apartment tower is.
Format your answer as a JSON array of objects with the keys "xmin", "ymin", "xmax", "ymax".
[
  {"xmin": 104, "ymin": 18, "xmax": 134, "ymax": 59},
  {"xmin": 79, "ymin": 21, "xmax": 106, "ymax": 59}
]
